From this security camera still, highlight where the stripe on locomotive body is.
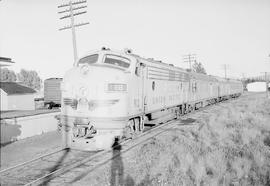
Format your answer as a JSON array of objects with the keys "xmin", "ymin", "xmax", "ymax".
[
  {"xmin": 63, "ymin": 98, "xmax": 120, "ymax": 110},
  {"xmin": 88, "ymin": 99, "xmax": 119, "ymax": 107},
  {"xmin": 60, "ymin": 115, "xmax": 129, "ymax": 122},
  {"xmin": 147, "ymin": 65, "xmax": 189, "ymax": 81}
]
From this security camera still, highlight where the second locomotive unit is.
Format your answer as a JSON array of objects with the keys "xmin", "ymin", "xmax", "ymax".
[{"xmin": 59, "ymin": 48, "xmax": 243, "ymax": 150}]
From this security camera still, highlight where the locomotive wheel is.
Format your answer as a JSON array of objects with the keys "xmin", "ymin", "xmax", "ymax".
[
  {"xmin": 140, "ymin": 116, "xmax": 145, "ymax": 132},
  {"xmin": 184, "ymin": 104, "xmax": 188, "ymax": 114},
  {"xmin": 188, "ymin": 105, "xmax": 192, "ymax": 113},
  {"xmin": 134, "ymin": 118, "xmax": 142, "ymax": 135},
  {"xmin": 176, "ymin": 109, "xmax": 181, "ymax": 119},
  {"xmin": 124, "ymin": 120, "xmax": 135, "ymax": 139},
  {"xmin": 191, "ymin": 105, "xmax": 195, "ymax": 112},
  {"xmin": 123, "ymin": 117, "xmax": 145, "ymax": 139}
]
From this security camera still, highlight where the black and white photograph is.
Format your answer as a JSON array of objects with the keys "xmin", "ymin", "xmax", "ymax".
[{"xmin": 0, "ymin": 0, "xmax": 270, "ymax": 185}]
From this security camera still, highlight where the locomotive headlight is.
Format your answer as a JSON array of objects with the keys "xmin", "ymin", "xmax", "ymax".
[
  {"xmin": 80, "ymin": 65, "xmax": 90, "ymax": 75},
  {"xmin": 107, "ymin": 83, "xmax": 127, "ymax": 92}
]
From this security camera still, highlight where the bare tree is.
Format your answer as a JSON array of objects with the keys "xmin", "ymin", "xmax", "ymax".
[
  {"xmin": 0, "ymin": 68, "xmax": 17, "ymax": 82},
  {"xmin": 192, "ymin": 61, "xmax": 207, "ymax": 74},
  {"xmin": 17, "ymin": 69, "xmax": 42, "ymax": 90}
]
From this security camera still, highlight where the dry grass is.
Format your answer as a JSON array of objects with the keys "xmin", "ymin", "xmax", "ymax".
[
  {"xmin": 130, "ymin": 93, "xmax": 270, "ymax": 186},
  {"xmin": 75, "ymin": 93, "xmax": 270, "ymax": 186}
]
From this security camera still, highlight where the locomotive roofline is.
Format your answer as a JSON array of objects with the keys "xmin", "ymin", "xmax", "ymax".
[
  {"xmin": 78, "ymin": 48, "xmax": 242, "ymax": 83},
  {"xmin": 79, "ymin": 48, "xmax": 188, "ymax": 73},
  {"xmin": 60, "ymin": 47, "xmax": 243, "ymax": 151}
]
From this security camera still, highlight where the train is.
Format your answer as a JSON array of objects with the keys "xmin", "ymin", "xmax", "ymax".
[
  {"xmin": 59, "ymin": 48, "xmax": 243, "ymax": 150},
  {"xmin": 44, "ymin": 78, "xmax": 62, "ymax": 109}
]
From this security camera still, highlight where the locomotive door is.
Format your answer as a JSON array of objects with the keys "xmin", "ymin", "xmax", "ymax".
[
  {"xmin": 210, "ymin": 83, "xmax": 213, "ymax": 98},
  {"xmin": 141, "ymin": 63, "xmax": 147, "ymax": 113},
  {"xmin": 190, "ymin": 79, "xmax": 196, "ymax": 102},
  {"xmin": 218, "ymin": 85, "xmax": 221, "ymax": 97},
  {"xmin": 135, "ymin": 61, "xmax": 146, "ymax": 114}
]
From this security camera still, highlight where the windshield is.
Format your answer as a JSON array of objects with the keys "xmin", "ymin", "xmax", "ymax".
[
  {"xmin": 104, "ymin": 54, "xmax": 130, "ymax": 68},
  {"xmin": 78, "ymin": 54, "xmax": 98, "ymax": 65}
]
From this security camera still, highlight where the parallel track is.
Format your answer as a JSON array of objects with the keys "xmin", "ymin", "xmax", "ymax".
[
  {"xmin": 0, "ymin": 149, "xmax": 66, "ymax": 174},
  {"xmin": 0, "ymin": 149, "xmax": 97, "ymax": 185}
]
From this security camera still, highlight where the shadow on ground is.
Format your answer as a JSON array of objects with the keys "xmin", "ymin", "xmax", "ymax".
[
  {"xmin": 41, "ymin": 148, "xmax": 71, "ymax": 185},
  {"xmin": 178, "ymin": 118, "xmax": 196, "ymax": 125},
  {"xmin": 1, "ymin": 119, "xmax": 21, "ymax": 146},
  {"xmin": 110, "ymin": 138, "xmax": 124, "ymax": 186}
]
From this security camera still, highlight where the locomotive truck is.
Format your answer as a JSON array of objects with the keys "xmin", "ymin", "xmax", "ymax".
[{"xmin": 59, "ymin": 48, "xmax": 243, "ymax": 150}]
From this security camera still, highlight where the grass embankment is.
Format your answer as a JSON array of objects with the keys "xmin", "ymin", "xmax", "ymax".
[
  {"xmin": 77, "ymin": 92, "xmax": 270, "ymax": 186},
  {"xmin": 132, "ymin": 93, "xmax": 270, "ymax": 186}
]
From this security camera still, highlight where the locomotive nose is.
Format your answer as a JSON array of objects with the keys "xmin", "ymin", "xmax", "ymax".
[{"xmin": 61, "ymin": 65, "xmax": 128, "ymax": 118}]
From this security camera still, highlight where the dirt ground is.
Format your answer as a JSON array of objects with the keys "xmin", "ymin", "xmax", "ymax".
[
  {"xmin": 73, "ymin": 92, "xmax": 270, "ymax": 186},
  {"xmin": 0, "ymin": 131, "xmax": 62, "ymax": 170}
]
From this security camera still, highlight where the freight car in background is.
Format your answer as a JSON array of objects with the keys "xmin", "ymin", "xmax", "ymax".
[{"xmin": 44, "ymin": 78, "xmax": 62, "ymax": 109}]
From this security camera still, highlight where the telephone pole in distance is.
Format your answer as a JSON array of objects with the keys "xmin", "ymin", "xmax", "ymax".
[
  {"xmin": 222, "ymin": 64, "xmax": 229, "ymax": 79},
  {"xmin": 261, "ymin": 72, "xmax": 270, "ymax": 98},
  {"xmin": 183, "ymin": 54, "xmax": 196, "ymax": 71}
]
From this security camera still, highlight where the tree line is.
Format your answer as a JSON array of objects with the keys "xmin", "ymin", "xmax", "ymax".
[{"xmin": 0, "ymin": 68, "xmax": 42, "ymax": 90}]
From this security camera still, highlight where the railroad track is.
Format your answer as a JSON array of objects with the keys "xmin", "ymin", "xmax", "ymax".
[
  {"xmin": 29, "ymin": 121, "xmax": 180, "ymax": 185},
  {"xmin": 0, "ymin": 97, "xmax": 238, "ymax": 186},
  {"xmin": 0, "ymin": 117, "xmax": 181, "ymax": 186},
  {"xmin": 0, "ymin": 148, "xmax": 97, "ymax": 185}
]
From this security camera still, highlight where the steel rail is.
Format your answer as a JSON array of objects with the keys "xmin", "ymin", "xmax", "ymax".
[{"xmin": 0, "ymin": 148, "xmax": 67, "ymax": 174}]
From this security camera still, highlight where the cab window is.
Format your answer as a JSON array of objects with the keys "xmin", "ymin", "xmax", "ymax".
[
  {"xmin": 78, "ymin": 54, "xmax": 99, "ymax": 65},
  {"xmin": 104, "ymin": 55, "xmax": 130, "ymax": 68},
  {"xmin": 135, "ymin": 62, "xmax": 141, "ymax": 76}
]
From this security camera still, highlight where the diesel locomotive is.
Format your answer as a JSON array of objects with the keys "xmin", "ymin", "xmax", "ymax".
[{"xmin": 59, "ymin": 48, "xmax": 243, "ymax": 150}]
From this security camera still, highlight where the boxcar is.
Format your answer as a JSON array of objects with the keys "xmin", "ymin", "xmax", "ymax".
[{"xmin": 44, "ymin": 78, "xmax": 62, "ymax": 109}]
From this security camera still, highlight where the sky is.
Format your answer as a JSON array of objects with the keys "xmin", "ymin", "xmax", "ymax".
[{"xmin": 0, "ymin": 0, "xmax": 270, "ymax": 80}]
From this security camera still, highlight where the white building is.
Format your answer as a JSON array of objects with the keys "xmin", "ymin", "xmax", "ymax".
[{"xmin": 0, "ymin": 82, "xmax": 36, "ymax": 110}]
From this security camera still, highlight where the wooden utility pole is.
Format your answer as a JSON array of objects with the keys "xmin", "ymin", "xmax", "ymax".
[
  {"xmin": 261, "ymin": 72, "xmax": 270, "ymax": 98},
  {"xmin": 264, "ymin": 72, "xmax": 270, "ymax": 98},
  {"xmin": 222, "ymin": 64, "xmax": 229, "ymax": 79},
  {"xmin": 58, "ymin": 0, "xmax": 89, "ymax": 66},
  {"xmin": 183, "ymin": 54, "xmax": 196, "ymax": 71},
  {"xmin": 241, "ymin": 73, "xmax": 245, "ymax": 80},
  {"xmin": 266, "ymin": 54, "xmax": 270, "ymax": 98}
]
